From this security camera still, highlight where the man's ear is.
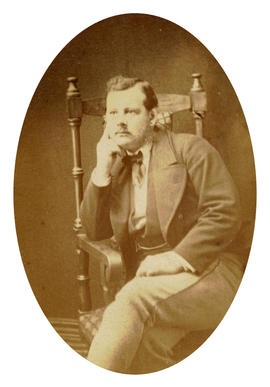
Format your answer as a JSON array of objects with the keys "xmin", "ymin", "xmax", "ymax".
[{"xmin": 150, "ymin": 108, "xmax": 157, "ymax": 127}]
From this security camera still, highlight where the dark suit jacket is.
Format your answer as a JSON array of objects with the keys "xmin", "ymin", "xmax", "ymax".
[{"xmin": 80, "ymin": 130, "xmax": 243, "ymax": 274}]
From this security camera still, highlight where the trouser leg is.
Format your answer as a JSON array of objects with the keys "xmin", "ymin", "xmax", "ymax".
[
  {"xmin": 129, "ymin": 259, "xmax": 243, "ymax": 373},
  {"xmin": 87, "ymin": 292, "xmax": 146, "ymax": 372},
  {"xmin": 87, "ymin": 270, "xmax": 200, "ymax": 372},
  {"xmin": 87, "ymin": 259, "xmax": 243, "ymax": 373},
  {"xmin": 128, "ymin": 325, "xmax": 187, "ymax": 373}
]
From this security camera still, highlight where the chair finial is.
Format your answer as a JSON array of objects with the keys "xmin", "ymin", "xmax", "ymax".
[
  {"xmin": 67, "ymin": 76, "xmax": 80, "ymax": 98},
  {"xmin": 190, "ymin": 73, "xmax": 207, "ymax": 137},
  {"xmin": 191, "ymin": 73, "xmax": 204, "ymax": 92}
]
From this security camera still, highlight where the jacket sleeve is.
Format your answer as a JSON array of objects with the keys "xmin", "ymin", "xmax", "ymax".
[
  {"xmin": 79, "ymin": 177, "xmax": 113, "ymax": 241},
  {"xmin": 173, "ymin": 135, "xmax": 242, "ymax": 273}
]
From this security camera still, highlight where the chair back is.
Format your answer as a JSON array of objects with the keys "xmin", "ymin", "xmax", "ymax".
[{"xmin": 66, "ymin": 74, "xmax": 207, "ymax": 233}]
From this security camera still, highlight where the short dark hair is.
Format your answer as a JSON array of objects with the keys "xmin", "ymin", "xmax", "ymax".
[{"xmin": 106, "ymin": 75, "xmax": 158, "ymax": 111}]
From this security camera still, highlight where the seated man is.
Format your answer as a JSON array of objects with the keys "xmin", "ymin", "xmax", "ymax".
[{"xmin": 80, "ymin": 75, "xmax": 245, "ymax": 374}]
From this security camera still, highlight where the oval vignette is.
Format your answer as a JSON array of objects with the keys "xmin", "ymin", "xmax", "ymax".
[{"xmin": 14, "ymin": 13, "xmax": 256, "ymax": 373}]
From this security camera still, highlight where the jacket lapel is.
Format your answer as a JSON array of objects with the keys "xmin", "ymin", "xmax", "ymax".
[
  {"xmin": 151, "ymin": 131, "xmax": 187, "ymax": 239},
  {"xmin": 109, "ymin": 131, "xmax": 187, "ymax": 244}
]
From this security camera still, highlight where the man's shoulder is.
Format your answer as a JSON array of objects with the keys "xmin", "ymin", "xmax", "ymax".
[
  {"xmin": 153, "ymin": 130, "xmax": 219, "ymax": 164},
  {"xmin": 169, "ymin": 132, "xmax": 216, "ymax": 157}
]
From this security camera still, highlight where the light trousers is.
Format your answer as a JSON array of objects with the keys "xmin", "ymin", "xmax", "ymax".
[{"xmin": 87, "ymin": 256, "xmax": 243, "ymax": 374}]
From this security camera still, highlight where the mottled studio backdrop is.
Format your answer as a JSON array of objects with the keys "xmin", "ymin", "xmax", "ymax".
[{"xmin": 14, "ymin": 14, "xmax": 256, "ymax": 318}]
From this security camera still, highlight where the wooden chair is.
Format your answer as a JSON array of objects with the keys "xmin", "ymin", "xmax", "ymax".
[{"xmin": 66, "ymin": 74, "xmax": 208, "ymax": 350}]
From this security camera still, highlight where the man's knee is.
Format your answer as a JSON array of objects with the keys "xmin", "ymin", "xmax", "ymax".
[{"xmin": 114, "ymin": 277, "xmax": 155, "ymax": 321}]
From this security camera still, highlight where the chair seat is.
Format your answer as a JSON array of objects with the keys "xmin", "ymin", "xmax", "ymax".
[
  {"xmin": 79, "ymin": 307, "xmax": 106, "ymax": 344},
  {"xmin": 49, "ymin": 317, "xmax": 89, "ymax": 357}
]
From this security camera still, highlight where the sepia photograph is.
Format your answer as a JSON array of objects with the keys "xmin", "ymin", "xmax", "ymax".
[
  {"xmin": 14, "ymin": 12, "xmax": 256, "ymax": 373},
  {"xmin": 2, "ymin": 1, "xmax": 270, "ymax": 386}
]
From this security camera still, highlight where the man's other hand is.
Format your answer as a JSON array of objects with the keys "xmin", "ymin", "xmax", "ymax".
[{"xmin": 136, "ymin": 252, "xmax": 187, "ymax": 277}]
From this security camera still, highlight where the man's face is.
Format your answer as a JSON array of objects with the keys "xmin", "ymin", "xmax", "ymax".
[{"xmin": 105, "ymin": 84, "xmax": 154, "ymax": 152}]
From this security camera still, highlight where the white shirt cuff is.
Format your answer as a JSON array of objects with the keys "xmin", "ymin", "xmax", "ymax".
[{"xmin": 91, "ymin": 168, "xmax": 111, "ymax": 187}]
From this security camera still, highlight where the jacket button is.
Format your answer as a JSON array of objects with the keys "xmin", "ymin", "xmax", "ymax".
[{"xmin": 178, "ymin": 213, "xmax": 184, "ymax": 221}]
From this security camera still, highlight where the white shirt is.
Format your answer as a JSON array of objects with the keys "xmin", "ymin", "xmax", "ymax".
[
  {"xmin": 91, "ymin": 143, "xmax": 195, "ymax": 273},
  {"xmin": 127, "ymin": 141, "xmax": 151, "ymax": 231}
]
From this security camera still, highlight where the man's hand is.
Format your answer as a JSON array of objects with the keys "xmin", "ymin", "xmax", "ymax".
[
  {"xmin": 136, "ymin": 251, "xmax": 187, "ymax": 277},
  {"xmin": 95, "ymin": 129, "xmax": 124, "ymax": 179}
]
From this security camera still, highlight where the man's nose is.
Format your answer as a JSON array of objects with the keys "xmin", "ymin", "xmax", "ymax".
[{"xmin": 116, "ymin": 114, "xmax": 127, "ymax": 128}]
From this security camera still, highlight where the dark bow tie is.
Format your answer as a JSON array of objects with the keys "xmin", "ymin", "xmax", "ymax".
[
  {"xmin": 122, "ymin": 151, "xmax": 145, "ymax": 187},
  {"xmin": 123, "ymin": 151, "xmax": 143, "ymax": 166}
]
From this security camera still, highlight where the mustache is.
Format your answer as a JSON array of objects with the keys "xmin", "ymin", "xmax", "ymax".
[{"xmin": 115, "ymin": 128, "xmax": 131, "ymax": 135}]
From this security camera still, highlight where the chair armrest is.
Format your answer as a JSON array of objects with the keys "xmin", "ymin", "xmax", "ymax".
[{"xmin": 77, "ymin": 233, "xmax": 125, "ymax": 285}]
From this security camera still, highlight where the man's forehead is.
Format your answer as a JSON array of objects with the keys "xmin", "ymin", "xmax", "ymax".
[{"xmin": 106, "ymin": 84, "xmax": 146, "ymax": 108}]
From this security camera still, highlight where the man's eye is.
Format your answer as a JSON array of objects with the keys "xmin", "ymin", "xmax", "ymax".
[
  {"xmin": 109, "ymin": 111, "xmax": 117, "ymax": 115},
  {"xmin": 127, "ymin": 110, "xmax": 137, "ymax": 114}
]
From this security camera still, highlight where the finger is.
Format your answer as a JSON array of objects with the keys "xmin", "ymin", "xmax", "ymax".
[
  {"xmin": 136, "ymin": 268, "xmax": 145, "ymax": 277},
  {"xmin": 108, "ymin": 141, "xmax": 124, "ymax": 156},
  {"xmin": 109, "ymin": 139, "xmax": 126, "ymax": 157},
  {"xmin": 100, "ymin": 126, "xmax": 110, "ymax": 142},
  {"xmin": 137, "ymin": 268, "xmax": 157, "ymax": 277},
  {"xmin": 103, "ymin": 121, "xmax": 112, "ymax": 137},
  {"xmin": 136, "ymin": 266, "xmax": 148, "ymax": 277},
  {"xmin": 99, "ymin": 136, "xmax": 123, "ymax": 156}
]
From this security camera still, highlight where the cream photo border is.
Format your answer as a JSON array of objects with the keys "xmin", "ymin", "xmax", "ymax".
[{"xmin": 2, "ymin": 1, "xmax": 269, "ymax": 386}]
